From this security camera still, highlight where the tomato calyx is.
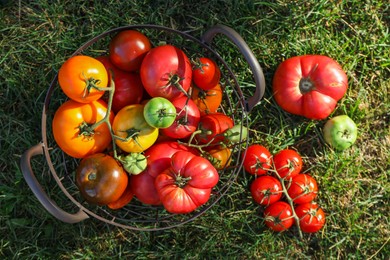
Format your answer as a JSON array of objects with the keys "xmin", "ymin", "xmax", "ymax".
[
  {"xmin": 118, "ymin": 153, "xmax": 147, "ymax": 175},
  {"xmin": 78, "ymin": 121, "xmax": 97, "ymax": 138},
  {"xmin": 298, "ymin": 63, "xmax": 319, "ymax": 94},
  {"xmin": 165, "ymin": 72, "xmax": 190, "ymax": 97},
  {"xmin": 174, "ymin": 174, "xmax": 192, "ymax": 188}
]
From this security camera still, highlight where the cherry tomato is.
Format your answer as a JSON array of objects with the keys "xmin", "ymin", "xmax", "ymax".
[
  {"xmin": 242, "ymin": 144, "xmax": 272, "ymax": 176},
  {"xmin": 109, "ymin": 30, "xmax": 151, "ymax": 72},
  {"xmin": 143, "ymin": 97, "xmax": 176, "ymax": 129},
  {"xmin": 250, "ymin": 175, "xmax": 282, "ymax": 206},
  {"xmin": 112, "ymin": 104, "xmax": 159, "ymax": 153},
  {"xmin": 52, "ymin": 99, "xmax": 114, "ymax": 158},
  {"xmin": 287, "ymin": 173, "xmax": 318, "ymax": 204},
  {"xmin": 140, "ymin": 44, "xmax": 192, "ymax": 100},
  {"xmin": 273, "ymin": 55, "xmax": 348, "ymax": 120},
  {"xmin": 96, "ymin": 56, "xmax": 144, "ymax": 113},
  {"xmin": 192, "ymin": 57, "xmax": 221, "ymax": 90},
  {"xmin": 196, "ymin": 113, "xmax": 234, "ymax": 144},
  {"xmin": 295, "ymin": 202, "xmax": 326, "ymax": 233},
  {"xmin": 272, "ymin": 149, "xmax": 303, "ymax": 179},
  {"xmin": 160, "ymin": 96, "xmax": 200, "ymax": 139},
  {"xmin": 191, "ymin": 84, "xmax": 223, "ymax": 115},
  {"xmin": 75, "ymin": 153, "xmax": 128, "ymax": 205},
  {"xmin": 264, "ymin": 201, "xmax": 294, "ymax": 232},
  {"xmin": 58, "ymin": 55, "xmax": 108, "ymax": 103}
]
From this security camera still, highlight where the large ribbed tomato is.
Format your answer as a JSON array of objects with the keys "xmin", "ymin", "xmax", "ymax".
[
  {"xmin": 272, "ymin": 55, "xmax": 348, "ymax": 120},
  {"xmin": 155, "ymin": 151, "xmax": 219, "ymax": 214}
]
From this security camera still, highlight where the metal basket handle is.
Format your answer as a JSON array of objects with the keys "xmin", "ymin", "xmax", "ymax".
[
  {"xmin": 202, "ymin": 24, "xmax": 266, "ymax": 112},
  {"xmin": 20, "ymin": 142, "xmax": 89, "ymax": 223}
]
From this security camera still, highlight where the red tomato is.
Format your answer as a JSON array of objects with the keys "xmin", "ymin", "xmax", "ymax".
[
  {"xmin": 191, "ymin": 84, "xmax": 223, "ymax": 115},
  {"xmin": 160, "ymin": 96, "xmax": 200, "ymax": 139},
  {"xmin": 295, "ymin": 202, "xmax": 326, "ymax": 233},
  {"xmin": 129, "ymin": 141, "xmax": 198, "ymax": 205},
  {"xmin": 52, "ymin": 99, "xmax": 114, "ymax": 158},
  {"xmin": 264, "ymin": 201, "xmax": 294, "ymax": 232},
  {"xmin": 96, "ymin": 56, "xmax": 144, "ymax": 113},
  {"xmin": 109, "ymin": 30, "xmax": 151, "ymax": 72},
  {"xmin": 272, "ymin": 55, "xmax": 348, "ymax": 120},
  {"xmin": 58, "ymin": 55, "xmax": 108, "ymax": 103},
  {"xmin": 75, "ymin": 153, "xmax": 128, "ymax": 205},
  {"xmin": 155, "ymin": 151, "xmax": 219, "ymax": 214},
  {"xmin": 192, "ymin": 57, "xmax": 221, "ymax": 90},
  {"xmin": 287, "ymin": 173, "xmax": 318, "ymax": 204},
  {"xmin": 196, "ymin": 113, "xmax": 234, "ymax": 144},
  {"xmin": 140, "ymin": 45, "xmax": 192, "ymax": 100},
  {"xmin": 250, "ymin": 175, "xmax": 282, "ymax": 206},
  {"xmin": 242, "ymin": 144, "xmax": 272, "ymax": 176},
  {"xmin": 272, "ymin": 149, "xmax": 303, "ymax": 179}
]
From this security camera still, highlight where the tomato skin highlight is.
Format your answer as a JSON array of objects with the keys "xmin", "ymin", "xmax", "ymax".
[
  {"xmin": 272, "ymin": 55, "xmax": 348, "ymax": 120},
  {"xmin": 52, "ymin": 99, "xmax": 114, "ymax": 159},
  {"xmin": 109, "ymin": 30, "xmax": 151, "ymax": 72},
  {"xmin": 140, "ymin": 45, "xmax": 192, "ymax": 100},
  {"xmin": 58, "ymin": 55, "xmax": 108, "ymax": 103},
  {"xmin": 76, "ymin": 153, "xmax": 128, "ymax": 205}
]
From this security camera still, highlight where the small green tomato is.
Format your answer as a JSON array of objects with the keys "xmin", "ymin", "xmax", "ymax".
[{"xmin": 323, "ymin": 115, "xmax": 357, "ymax": 150}]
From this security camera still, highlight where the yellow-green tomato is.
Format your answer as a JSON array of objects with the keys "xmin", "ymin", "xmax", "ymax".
[
  {"xmin": 323, "ymin": 115, "xmax": 357, "ymax": 150},
  {"xmin": 143, "ymin": 97, "xmax": 176, "ymax": 128}
]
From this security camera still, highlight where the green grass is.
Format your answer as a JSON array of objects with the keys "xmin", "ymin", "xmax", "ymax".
[{"xmin": 1, "ymin": 0, "xmax": 389, "ymax": 258}]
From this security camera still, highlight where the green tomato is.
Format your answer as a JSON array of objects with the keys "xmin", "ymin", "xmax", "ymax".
[
  {"xmin": 119, "ymin": 153, "xmax": 147, "ymax": 175},
  {"xmin": 323, "ymin": 115, "xmax": 357, "ymax": 150},
  {"xmin": 143, "ymin": 97, "xmax": 176, "ymax": 128}
]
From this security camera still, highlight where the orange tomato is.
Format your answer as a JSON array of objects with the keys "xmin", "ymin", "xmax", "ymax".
[
  {"xmin": 58, "ymin": 55, "xmax": 108, "ymax": 103},
  {"xmin": 205, "ymin": 146, "xmax": 232, "ymax": 170},
  {"xmin": 191, "ymin": 83, "xmax": 223, "ymax": 115},
  {"xmin": 52, "ymin": 99, "xmax": 114, "ymax": 158}
]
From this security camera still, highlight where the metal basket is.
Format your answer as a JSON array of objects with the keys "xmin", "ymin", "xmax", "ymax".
[{"xmin": 20, "ymin": 24, "xmax": 265, "ymax": 231}]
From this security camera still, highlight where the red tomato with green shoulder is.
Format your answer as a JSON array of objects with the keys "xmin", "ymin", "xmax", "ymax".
[
  {"xmin": 272, "ymin": 149, "xmax": 303, "ymax": 179},
  {"xmin": 272, "ymin": 55, "xmax": 348, "ymax": 120},
  {"xmin": 140, "ymin": 44, "xmax": 192, "ymax": 100},
  {"xmin": 196, "ymin": 113, "xmax": 234, "ymax": 144},
  {"xmin": 129, "ymin": 141, "xmax": 198, "ymax": 205},
  {"xmin": 287, "ymin": 173, "xmax": 318, "ymax": 204},
  {"xmin": 264, "ymin": 201, "xmax": 294, "ymax": 232},
  {"xmin": 242, "ymin": 144, "xmax": 272, "ymax": 176},
  {"xmin": 155, "ymin": 151, "xmax": 219, "ymax": 214},
  {"xmin": 250, "ymin": 175, "xmax": 282, "ymax": 206},
  {"xmin": 96, "ymin": 56, "xmax": 144, "ymax": 113},
  {"xmin": 192, "ymin": 57, "xmax": 221, "ymax": 90},
  {"xmin": 109, "ymin": 30, "xmax": 151, "ymax": 72},
  {"xmin": 295, "ymin": 202, "xmax": 326, "ymax": 233},
  {"xmin": 58, "ymin": 55, "xmax": 108, "ymax": 103},
  {"xmin": 52, "ymin": 99, "xmax": 114, "ymax": 158}
]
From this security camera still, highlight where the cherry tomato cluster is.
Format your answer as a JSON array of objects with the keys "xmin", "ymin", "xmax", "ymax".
[
  {"xmin": 53, "ymin": 29, "xmax": 245, "ymax": 214},
  {"xmin": 242, "ymin": 145, "xmax": 326, "ymax": 234}
]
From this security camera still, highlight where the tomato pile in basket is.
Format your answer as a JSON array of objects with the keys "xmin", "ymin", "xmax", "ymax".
[{"xmin": 52, "ymin": 30, "xmax": 245, "ymax": 215}]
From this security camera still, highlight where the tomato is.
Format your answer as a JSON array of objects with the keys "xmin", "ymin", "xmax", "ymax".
[
  {"xmin": 242, "ymin": 144, "xmax": 272, "ymax": 176},
  {"xmin": 287, "ymin": 173, "xmax": 318, "ymax": 204},
  {"xmin": 155, "ymin": 151, "xmax": 219, "ymax": 214},
  {"xmin": 160, "ymin": 96, "xmax": 200, "ymax": 139},
  {"xmin": 223, "ymin": 124, "xmax": 248, "ymax": 144},
  {"xmin": 295, "ymin": 202, "xmax": 326, "ymax": 233},
  {"xmin": 272, "ymin": 55, "xmax": 348, "ymax": 120},
  {"xmin": 143, "ymin": 97, "xmax": 176, "ymax": 129},
  {"xmin": 130, "ymin": 141, "xmax": 198, "ymax": 205},
  {"xmin": 52, "ymin": 99, "xmax": 114, "ymax": 158},
  {"xmin": 263, "ymin": 201, "xmax": 294, "ymax": 232},
  {"xmin": 196, "ymin": 113, "xmax": 234, "ymax": 144},
  {"xmin": 192, "ymin": 57, "xmax": 221, "ymax": 90},
  {"xmin": 140, "ymin": 44, "xmax": 192, "ymax": 100},
  {"xmin": 118, "ymin": 152, "xmax": 147, "ymax": 175},
  {"xmin": 250, "ymin": 175, "xmax": 282, "ymax": 206},
  {"xmin": 109, "ymin": 29, "xmax": 151, "ymax": 72},
  {"xmin": 323, "ymin": 115, "xmax": 358, "ymax": 150},
  {"xmin": 112, "ymin": 104, "xmax": 159, "ymax": 153},
  {"xmin": 272, "ymin": 149, "xmax": 303, "ymax": 179},
  {"xmin": 107, "ymin": 182, "xmax": 134, "ymax": 210},
  {"xmin": 204, "ymin": 145, "xmax": 232, "ymax": 170},
  {"xmin": 75, "ymin": 153, "xmax": 128, "ymax": 205},
  {"xmin": 58, "ymin": 55, "xmax": 108, "ymax": 103},
  {"xmin": 191, "ymin": 83, "xmax": 223, "ymax": 115},
  {"xmin": 96, "ymin": 56, "xmax": 144, "ymax": 113}
]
